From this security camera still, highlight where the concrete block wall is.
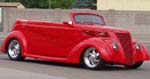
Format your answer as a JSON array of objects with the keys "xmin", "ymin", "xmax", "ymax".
[{"xmin": 1, "ymin": 8, "xmax": 150, "ymax": 41}]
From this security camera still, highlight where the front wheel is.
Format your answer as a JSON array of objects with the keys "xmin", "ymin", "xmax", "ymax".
[
  {"xmin": 124, "ymin": 61, "xmax": 143, "ymax": 69},
  {"xmin": 82, "ymin": 47, "xmax": 105, "ymax": 70},
  {"xmin": 7, "ymin": 39, "xmax": 25, "ymax": 61}
]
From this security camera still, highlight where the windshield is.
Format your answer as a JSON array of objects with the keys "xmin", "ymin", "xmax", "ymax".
[{"xmin": 74, "ymin": 14, "xmax": 105, "ymax": 25}]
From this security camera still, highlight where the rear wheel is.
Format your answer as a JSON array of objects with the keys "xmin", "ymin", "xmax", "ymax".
[
  {"xmin": 124, "ymin": 61, "xmax": 143, "ymax": 69},
  {"xmin": 82, "ymin": 47, "xmax": 105, "ymax": 70},
  {"xmin": 7, "ymin": 39, "xmax": 25, "ymax": 61}
]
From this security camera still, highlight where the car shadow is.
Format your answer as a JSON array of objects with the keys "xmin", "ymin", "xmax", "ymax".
[
  {"xmin": 23, "ymin": 59, "xmax": 83, "ymax": 68},
  {"xmin": 0, "ymin": 53, "xmax": 143, "ymax": 71},
  {"xmin": 21, "ymin": 58, "xmax": 135, "ymax": 71}
]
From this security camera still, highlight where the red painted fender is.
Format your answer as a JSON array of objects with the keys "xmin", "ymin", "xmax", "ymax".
[
  {"xmin": 67, "ymin": 38, "xmax": 113, "ymax": 64},
  {"xmin": 140, "ymin": 43, "xmax": 150, "ymax": 60},
  {"xmin": 133, "ymin": 41, "xmax": 150, "ymax": 62},
  {"xmin": 0, "ymin": 31, "xmax": 27, "ymax": 56}
]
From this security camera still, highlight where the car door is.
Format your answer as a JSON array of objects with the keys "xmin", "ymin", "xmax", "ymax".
[
  {"xmin": 45, "ymin": 24, "xmax": 77, "ymax": 57},
  {"xmin": 23, "ymin": 22, "xmax": 78, "ymax": 57}
]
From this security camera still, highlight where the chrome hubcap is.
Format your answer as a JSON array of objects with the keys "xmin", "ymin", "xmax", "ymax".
[
  {"xmin": 8, "ymin": 40, "xmax": 20, "ymax": 58},
  {"xmin": 84, "ymin": 47, "xmax": 100, "ymax": 68}
]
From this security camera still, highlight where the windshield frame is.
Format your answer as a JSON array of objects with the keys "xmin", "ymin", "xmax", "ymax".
[{"xmin": 73, "ymin": 13, "xmax": 106, "ymax": 26}]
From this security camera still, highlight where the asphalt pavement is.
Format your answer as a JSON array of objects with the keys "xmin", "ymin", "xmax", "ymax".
[{"xmin": 0, "ymin": 40, "xmax": 150, "ymax": 79}]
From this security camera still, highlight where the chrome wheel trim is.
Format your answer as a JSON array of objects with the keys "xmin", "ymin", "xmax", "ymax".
[
  {"xmin": 8, "ymin": 40, "xmax": 21, "ymax": 59},
  {"xmin": 84, "ymin": 47, "xmax": 100, "ymax": 68}
]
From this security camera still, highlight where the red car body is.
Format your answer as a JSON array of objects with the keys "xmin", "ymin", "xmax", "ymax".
[{"xmin": 0, "ymin": 12, "xmax": 149, "ymax": 68}]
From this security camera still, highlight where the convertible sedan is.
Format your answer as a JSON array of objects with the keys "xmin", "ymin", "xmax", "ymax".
[{"xmin": 0, "ymin": 12, "xmax": 149, "ymax": 70}]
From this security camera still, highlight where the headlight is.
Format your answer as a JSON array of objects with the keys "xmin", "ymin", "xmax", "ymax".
[
  {"xmin": 135, "ymin": 43, "xmax": 141, "ymax": 50},
  {"xmin": 112, "ymin": 41, "xmax": 118, "ymax": 51}
]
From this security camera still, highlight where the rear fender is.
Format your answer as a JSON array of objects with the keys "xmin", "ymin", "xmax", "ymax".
[
  {"xmin": 0, "ymin": 31, "xmax": 27, "ymax": 56},
  {"xmin": 67, "ymin": 38, "xmax": 113, "ymax": 64}
]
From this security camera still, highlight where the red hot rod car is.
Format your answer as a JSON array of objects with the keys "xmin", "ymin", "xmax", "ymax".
[{"xmin": 0, "ymin": 12, "xmax": 149, "ymax": 70}]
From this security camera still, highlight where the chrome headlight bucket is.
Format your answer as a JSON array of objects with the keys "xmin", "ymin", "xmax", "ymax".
[
  {"xmin": 112, "ymin": 41, "xmax": 118, "ymax": 51},
  {"xmin": 135, "ymin": 43, "xmax": 141, "ymax": 50}
]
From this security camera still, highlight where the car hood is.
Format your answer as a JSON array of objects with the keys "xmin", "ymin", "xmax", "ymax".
[{"xmin": 76, "ymin": 24, "xmax": 130, "ymax": 33}]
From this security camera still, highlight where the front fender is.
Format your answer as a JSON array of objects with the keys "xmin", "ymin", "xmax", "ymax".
[
  {"xmin": 133, "ymin": 41, "xmax": 150, "ymax": 62},
  {"xmin": 0, "ymin": 31, "xmax": 27, "ymax": 56},
  {"xmin": 67, "ymin": 38, "xmax": 113, "ymax": 64}
]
